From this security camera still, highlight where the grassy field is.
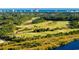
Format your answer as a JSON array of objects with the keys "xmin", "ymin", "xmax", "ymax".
[{"xmin": 0, "ymin": 13, "xmax": 79, "ymax": 50}]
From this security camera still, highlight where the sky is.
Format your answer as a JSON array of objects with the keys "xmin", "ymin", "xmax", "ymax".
[{"xmin": 0, "ymin": 0, "xmax": 79, "ymax": 8}]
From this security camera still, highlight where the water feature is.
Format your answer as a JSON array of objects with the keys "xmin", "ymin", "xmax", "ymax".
[{"xmin": 55, "ymin": 40, "xmax": 79, "ymax": 50}]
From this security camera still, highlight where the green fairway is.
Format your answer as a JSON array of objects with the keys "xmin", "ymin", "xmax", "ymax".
[{"xmin": 0, "ymin": 12, "xmax": 79, "ymax": 50}]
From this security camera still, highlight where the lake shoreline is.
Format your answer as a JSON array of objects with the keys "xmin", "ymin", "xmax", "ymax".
[{"xmin": 54, "ymin": 40, "xmax": 79, "ymax": 50}]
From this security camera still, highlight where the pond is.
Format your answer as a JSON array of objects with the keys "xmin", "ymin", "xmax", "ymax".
[{"xmin": 55, "ymin": 40, "xmax": 79, "ymax": 50}]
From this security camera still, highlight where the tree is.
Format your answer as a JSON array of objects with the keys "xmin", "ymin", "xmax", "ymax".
[{"xmin": 69, "ymin": 20, "xmax": 79, "ymax": 28}]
